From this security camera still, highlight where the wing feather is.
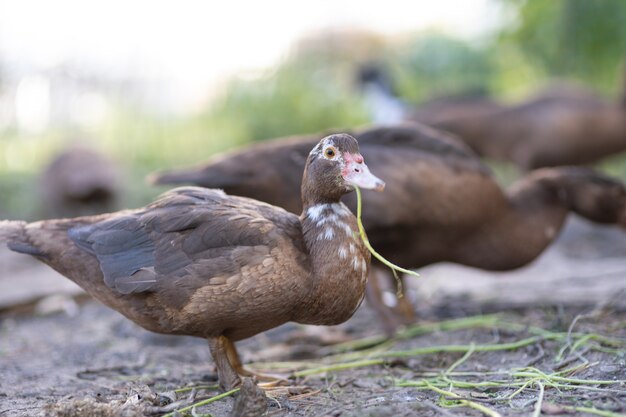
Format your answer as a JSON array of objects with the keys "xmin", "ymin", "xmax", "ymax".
[{"xmin": 68, "ymin": 187, "xmax": 302, "ymax": 298}]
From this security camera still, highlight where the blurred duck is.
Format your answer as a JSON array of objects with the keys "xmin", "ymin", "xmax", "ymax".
[
  {"xmin": 426, "ymin": 80, "xmax": 626, "ymax": 170},
  {"xmin": 357, "ymin": 63, "xmax": 407, "ymax": 124},
  {"xmin": 1, "ymin": 134, "xmax": 385, "ymax": 390},
  {"xmin": 355, "ymin": 62, "xmax": 505, "ymax": 140},
  {"xmin": 150, "ymin": 124, "xmax": 626, "ymax": 330},
  {"xmin": 409, "ymin": 92, "xmax": 505, "ymax": 126},
  {"xmin": 408, "ymin": 92, "xmax": 506, "ymax": 151},
  {"xmin": 358, "ymin": 63, "xmax": 626, "ymax": 170},
  {"xmin": 40, "ymin": 145, "xmax": 120, "ymax": 218}
]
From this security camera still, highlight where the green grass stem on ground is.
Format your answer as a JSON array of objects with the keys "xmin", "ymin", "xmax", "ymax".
[{"xmin": 177, "ymin": 312, "xmax": 624, "ymax": 416}]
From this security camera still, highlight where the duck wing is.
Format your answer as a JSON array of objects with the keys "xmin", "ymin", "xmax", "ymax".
[{"xmin": 68, "ymin": 187, "xmax": 307, "ymax": 299}]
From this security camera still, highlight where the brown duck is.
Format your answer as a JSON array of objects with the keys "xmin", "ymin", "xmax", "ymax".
[
  {"xmin": 0, "ymin": 134, "xmax": 385, "ymax": 390},
  {"xmin": 358, "ymin": 62, "xmax": 626, "ymax": 170},
  {"xmin": 416, "ymin": 79, "xmax": 626, "ymax": 170},
  {"xmin": 409, "ymin": 94, "xmax": 506, "ymax": 153},
  {"xmin": 150, "ymin": 124, "xmax": 626, "ymax": 328},
  {"xmin": 39, "ymin": 145, "xmax": 120, "ymax": 218}
]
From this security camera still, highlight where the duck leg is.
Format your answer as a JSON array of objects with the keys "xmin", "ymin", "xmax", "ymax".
[
  {"xmin": 393, "ymin": 275, "xmax": 416, "ymax": 325},
  {"xmin": 208, "ymin": 335, "xmax": 242, "ymax": 390},
  {"xmin": 365, "ymin": 269, "xmax": 404, "ymax": 336},
  {"xmin": 366, "ymin": 269, "xmax": 417, "ymax": 336},
  {"xmin": 224, "ymin": 338, "xmax": 287, "ymax": 387},
  {"xmin": 224, "ymin": 337, "xmax": 249, "ymax": 376}
]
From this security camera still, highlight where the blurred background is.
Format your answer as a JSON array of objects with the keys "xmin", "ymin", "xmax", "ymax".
[{"xmin": 1, "ymin": 0, "xmax": 626, "ymax": 219}]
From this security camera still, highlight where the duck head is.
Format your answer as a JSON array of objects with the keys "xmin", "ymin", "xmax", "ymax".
[
  {"xmin": 554, "ymin": 168, "xmax": 626, "ymax": 229},
  {"xmin": 301, "ymin": 134, "xmax": 385, "ymax": 207}
]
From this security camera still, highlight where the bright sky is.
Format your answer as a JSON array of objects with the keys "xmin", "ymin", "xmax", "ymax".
[{"xmin": 0, "ymin": 0, "xmax": 500, "ymax": 112}]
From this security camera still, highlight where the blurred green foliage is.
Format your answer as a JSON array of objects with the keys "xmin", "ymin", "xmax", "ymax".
[
  {"xmin": 390, "ymin": 33, "xmax": 497, "ymax": 102},
  {"xmin": 203, "ymin": 61, "xmax": 369, "ymax": 143},
  {"xmin": 2, "ymin": 0, "xmax": 626, "ymax": 219},
  {"xmin": 499, "ymin": 0, "xmax": 626, "ymax": 93}
]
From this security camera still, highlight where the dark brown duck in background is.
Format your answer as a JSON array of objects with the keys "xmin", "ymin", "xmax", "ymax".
[
  {"xmin": 409, "ymin": 94, "xmax": 507, "ymax": 156},
  {"xmin": 0, "ymin": 134, "xmax": 385, "ymax": 390},
  {"xmin": 418, "ymin": 77, "xmax": 626, "ymax": 170},
  {"xmin": 409, "ymin": 92, "xmax": 506, "ymax": 132},
  {"xmin": 356, "ymin": 62, "xmax": 505, "ymax": 129},
  {"xmin": 150, "ymin": 124, "xmax": 626, "ymax": 329},
  {"xmin": 410, "ymin": 82, "xmax": 607, "ymax": 149},
  {"xmin": 40, "ymin": 145, "xmax": 120, "ymax": 218},
  {"xmin": 358, "ymin": 62, "xmax": 626, "ymax": 170}
]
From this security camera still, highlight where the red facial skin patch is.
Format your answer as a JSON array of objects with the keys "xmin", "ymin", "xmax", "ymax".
[{"xmin": 342, "ymin": 152, "xmax": 364, "ymax": 176}]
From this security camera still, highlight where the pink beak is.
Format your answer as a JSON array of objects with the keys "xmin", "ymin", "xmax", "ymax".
[{"xmin": 342, "ymin": 153, "xmax": 385, "ymax": 192}]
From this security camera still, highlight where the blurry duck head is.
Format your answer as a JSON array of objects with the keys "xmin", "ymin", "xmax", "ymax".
[{"xmin": 551, "ymin": 167, "xmax": 626, "ymax": 229}]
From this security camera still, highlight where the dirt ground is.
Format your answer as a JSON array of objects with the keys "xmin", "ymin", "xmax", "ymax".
[{"xmin": 1, "ymin": 216, "xmax": 625, "ymax": 417}]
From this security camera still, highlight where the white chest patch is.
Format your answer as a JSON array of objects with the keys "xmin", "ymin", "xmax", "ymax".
[
  {"xmin": 350, "ymin": 255, "xmax": 368, "ymax": 275},
  {"xmin": 308, "ymin": 203, "xmax": 357, "ymax": 241},
  {"xmin": 331, "ymin": 203, "xmax": 351, "ymax": 217},
  {"xmin": 307, "ymin": 203, "xmax": 363, "ymax": 264},
  {"xmin": 316, "ymin": 214, "xmax": 338, "ymax": 227},
  {"xmin": 307, "ymin": 205, "xmax": 326, "ymax": 222},
  {"xmin": 340, "ymin": 222, "xmax": 354, "ymax": 237},
  {"xmin": 307, "ymin": 203, "xmax": 351, "ymax": 220},
  {"xmin": 317, "ymin": 227, "xmax": 335, "ymax": 241}
]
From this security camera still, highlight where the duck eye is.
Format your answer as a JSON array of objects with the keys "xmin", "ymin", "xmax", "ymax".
[{"xmin": 324, "ymin": 147, "xmax": 336, "ymax": 158}]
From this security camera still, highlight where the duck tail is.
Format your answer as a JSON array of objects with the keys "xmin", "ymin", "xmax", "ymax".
[
  {"xmin": 0, "ymin": 220, "xmax": 26, "ymax": 243},
  {"xmin": 0, "ymin": 220, "xmax": 46, "ymax": 257}
]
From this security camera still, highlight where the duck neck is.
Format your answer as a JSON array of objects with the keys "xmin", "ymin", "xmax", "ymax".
[
  {"xmin": 453, "ymin": 171, "xmax": 572, "ymax": 270},
  {"xmin": 294, "ymin": 199, "xmax": 371, "ymax": 325}
]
